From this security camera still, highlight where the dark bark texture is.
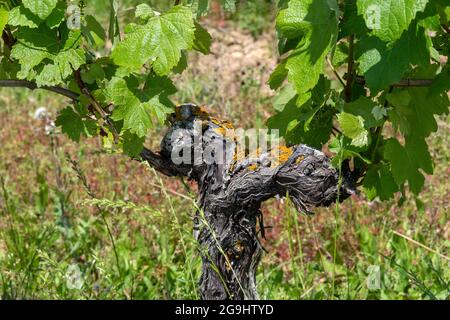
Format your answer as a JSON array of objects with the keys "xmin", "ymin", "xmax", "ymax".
[{"xmin": 140, "ymin": 104, "xmax": 356, "ymax": 300}]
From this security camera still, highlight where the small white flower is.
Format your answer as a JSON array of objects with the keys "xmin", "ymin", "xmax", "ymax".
[{"xmin": 33, "ymin": 107, "xmax": 48, "ymax": 120}]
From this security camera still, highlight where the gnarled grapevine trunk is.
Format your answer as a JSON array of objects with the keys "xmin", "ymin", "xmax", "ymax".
[
  {"xmin": 140, "ymin": 104, "xmax": 356, "ymax": 300},
  {"xmin": 197, "ymin": 206, "xmax": 262, "ymax": 299}
]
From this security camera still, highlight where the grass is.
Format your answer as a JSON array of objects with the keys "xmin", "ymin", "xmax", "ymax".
[{"xmin": 0, "ymin": 0, "xmax": 449, "ymax": 300}]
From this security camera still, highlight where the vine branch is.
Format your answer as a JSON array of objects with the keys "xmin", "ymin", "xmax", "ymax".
[
  {"xmin": 354, "ymin": 76, "xmax": 434, "ymax": 88},
  {"xmin": 370, "ymin": 85, "xmax": 393, "ymax": 163},
  {"xmin": 73, "ymin": 69, "xmax": 107, "ymax": 119},
  {"xmin": 344, "ymin": 35, "xmax": 354, "ymax": 103},
  {"xmin": 73, "ymin": 69, "xmax": 121, "ymax": 143},
  {"xmin": 326, "ymin": 56, "xmax": 345, "ymax": 88},
  {"xmin": 0, "ymin": 79, "xmax": 80, "ymax": 100},
  {"xmin": 1, "ymin": 29, "xmax": 15, "ymax": 50}
]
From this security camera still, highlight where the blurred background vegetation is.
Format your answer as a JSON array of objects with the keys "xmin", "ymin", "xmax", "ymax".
[{"xmin": 0, "ymin": 0, "xmax": 448, "ymax": 299}]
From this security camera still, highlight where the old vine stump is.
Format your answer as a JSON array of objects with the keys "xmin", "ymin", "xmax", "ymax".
[{"xmin": 140, "ymin": 104, "xmax": 355, "ymax": 300}]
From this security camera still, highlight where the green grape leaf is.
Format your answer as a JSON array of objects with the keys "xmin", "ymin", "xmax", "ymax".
[
  {"xmin": 430, "ymin": 67, "xmax": 450, "ymax": 96},
  {"xmin": 10, "ymin": 31, "xmax": 54, "ymax": 79},
  {"xmin": 0, "ymin": 54, "xmax": 20, "ymax": 79},
  {"xmin": 0, "ymin": 7, "xmax": 9, "ymax": 35},
  {"xmin": 332, "ymin": 42, "xmax": 349, "ymax": 68},
  {"xmin": 343, "ymin": 96, "xmax": 383, "ymax": 128},
  {"xmin": 173, "ymin": 51, "xmax": 188, "ymax": 74},
  {"xmin": 277, "ymin": 36, "xmax": 303, "ymax": 55},
  {"xmin": 8, "ymin": 5, "xmax": 40, "ymax": 28},
  {"xmin": 384, "ymin": 138, "xmax": 425, "ymax": 194},
  {"xmin": 337, "ymin": 113, "xmax": 369, "ymax": 147},
  {"xmin": 35, "ymin": 64, "xmax": 62, "ymax": 86},
  {"xmin": 81, "ymin": 63, "xmax": 106, "ymax": 85},
  {"xmin": 387, "ymin": 91, "xmax": 411, "ymax": 136},
  {"xmin": 357, "ymin": 23, "xmax": 431, "ymax": 93},
  {"xmin": 37, "ymin": 47, "xmax": 85, "ymax": 86},
  {"xmin": 112, "ymin": 5, "xmax": 195, "ymax": 75},
  {"xmin": 268, "ymin": 76, "xmax": 333, "ymax": 148},
  {"xmin": 135, "ymin": 4, "xmax": 154, "ymax": 20},
  {"xmin": 11, "ymin": 26, "xmax": 85, "ymax": 86},
  {"xmin": 340, "ymin": 0, "xmax": 368, "ymax": 38},
  {"xmin": 276, "ymin": 0, "xmax": 338, "ymax": 97},
  {"xmin": 357, "ymin": 0, "xmax": 429, "ymax": 42},
  {"xmin": 45, "ymin": 1, "xmax": 66, "ymax": 29},
  {"xmin": 268, "ymin": 61, "xmax": 288, "ymax": 90},
  {"xmin": 267, "ymin": 95, "xmax": 300, "ymax": 136},
  {"xmin": 386, "ymin": 86, "xmax": 448, "ymax": 178},
  {"xmin": 384, "ymin": 138, "xmax": 411, "ymax": 185},
  {"xmin": 193, "ymin": 21, "xmax": 212, "ymax": 54},
  {"xmin": 272, "ymin": 84, "xmax": 296, "ymax": 111},
  {"xmin": 23, "ymin": 0, "xmax": 58, "ymax": 20},
  {"xmin": 387, "ymin": 87, "xmax": 446, "ymax": 141},
  {"xmin": 293, "ymin": 105, "xmax": 334, "ymax": 148},
  {"xmin": 268, "ymin": 96, "xmax": 334, "ymax": 148},
  {"xmin": 107, "ymin": 75, "xmax": 175, "ymax": 137},
  {"xmin": 197, "ymin": 0, "xmax": 209, "ymax": 17},
  {"xmin": 363, "ymin": 165, "xmax": 398, "ymax": 201},
  {"xmin": 84, "ymin": 15, "xmax": 107, "ymax": 44},
  {"xmin": 405, "ymin": 137, "xmax": 433, "ymax": 175},
  {"xmin": 122, "ymin": 131, "xmax": 145, "ymax": 157},
  {"xmin": 56, "ymin": 106, "xmax": 98, "ymax": 142},
  {"xmin": 329, "ymin": 137, "xmax": 370, "ymax": 167}
]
